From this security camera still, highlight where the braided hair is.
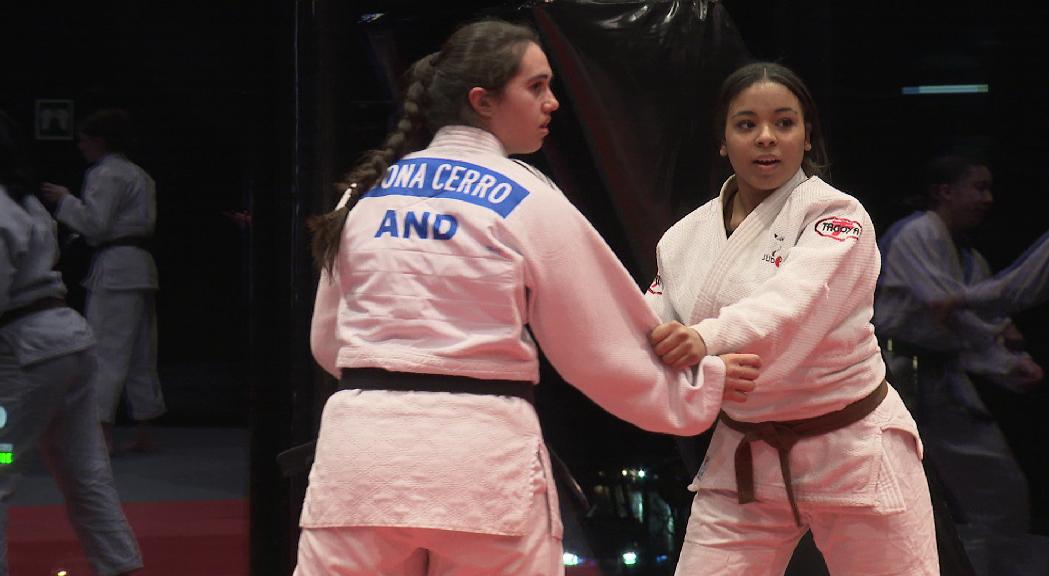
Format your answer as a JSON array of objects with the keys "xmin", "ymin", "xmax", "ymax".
[{"xmin": 309, "ymin": 19, "xmax": 539, "ymax": 273}]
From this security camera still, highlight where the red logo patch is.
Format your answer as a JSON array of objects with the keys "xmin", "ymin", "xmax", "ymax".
[
  {"xmin": 814, "ymin": 217, "xmax": 862, "ymax": 241},
  {"xmin": 647, "ymin": 275, "xmax": 664, "ymax": 295}
]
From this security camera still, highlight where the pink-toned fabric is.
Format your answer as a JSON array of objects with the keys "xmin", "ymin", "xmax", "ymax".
[
  {"xmin": 648, "ymin": 170, "xmax": 886, "ymax": 423},
  {"xmin": 647, "ymin": 171, "xmax": 926, "ymax": 508},
  {"xmin": 303, "ymin": 125, "xmax": 728, "ymax": 539},
  {"xmin": 294, "ymin": 490, "xmax": 563, "ymax": 576},
  {"xmin": 647, "ymin": 171, "xmax": 935, "ymax": 570},
  {"xmin": 675, "ymin": 427, "xmax": 937, "ymax": 576}
]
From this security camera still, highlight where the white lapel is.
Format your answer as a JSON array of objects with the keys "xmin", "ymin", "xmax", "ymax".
[{"xmin": 688, "ymin": 170, "xmax": 808, "ymax": 325}]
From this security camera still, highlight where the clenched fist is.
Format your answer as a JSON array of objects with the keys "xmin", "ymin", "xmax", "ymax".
[
  {"xmin": 719, "ymin": 353, "xmax": 761, "ymax": 403},
  {"xmin": 650, "ymin": 321, "xmax": 707, "ymax": 369}
]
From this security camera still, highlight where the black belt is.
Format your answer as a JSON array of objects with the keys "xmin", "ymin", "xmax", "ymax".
[
  {"xmin": 277, "ymin": 369, "xmax": 535, "ymax": 477},
  {"xmin": 0, "ymin": 297, "xmax": 67, "ymax": 329},
  {"xmin": 341, "ymin": 367, "xmax": 535, "ymax": 403},
  {"xmin": 276, "ymin": 368, "xmax": 590, "ymax": 512},
  {"xmin": 95, "ymin": 236, "xmax": 153, "ymax": 251}
]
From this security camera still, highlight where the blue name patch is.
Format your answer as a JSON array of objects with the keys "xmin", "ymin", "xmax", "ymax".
[{"xmin": 363, "ymin": 157, "xmax": 530, "ymax": 218}]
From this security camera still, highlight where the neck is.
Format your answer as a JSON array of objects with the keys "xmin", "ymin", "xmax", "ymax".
[
  {"xmin": 734, "ymin": 182, "xmax": 771, "ymax": 220},
  {"xmin": 933, "ymin": 207, "xmax": 962, "ymax": 236}
]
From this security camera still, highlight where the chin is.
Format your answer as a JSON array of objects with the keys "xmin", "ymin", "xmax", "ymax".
[{"xmin": 513, "ymin": 142, "xmax": 543, "ymax": 155}]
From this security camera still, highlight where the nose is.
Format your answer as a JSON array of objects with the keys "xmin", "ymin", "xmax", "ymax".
[
  {"xmin": 756, "ymin": 123, "xmax": 776, "ymax": 147},
  {"xmin": 544, "ymin": 90, "xmax": 559, "ymax": 112}
]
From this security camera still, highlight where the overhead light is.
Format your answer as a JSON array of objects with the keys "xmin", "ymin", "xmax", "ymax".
[
  {"xmin": 622, "ymin": 551, "xmax": 638, "ymax": 566},
  {"xmin": 563, "ymin": 552, "xmax": 583, "ymax": 566},
  {"xmin": 901, "ymin": 84, "xmax": 989, "ymax": 95}
]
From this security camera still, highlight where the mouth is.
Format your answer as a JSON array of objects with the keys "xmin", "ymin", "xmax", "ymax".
[{"xmin": 754, "ymin": 157, "xmax": 779, "ymax": 167}]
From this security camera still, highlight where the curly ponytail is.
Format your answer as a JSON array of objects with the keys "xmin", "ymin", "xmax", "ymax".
[{"xmin": 309, "ymin": 52, "xmax": 439, "ymax": 274}]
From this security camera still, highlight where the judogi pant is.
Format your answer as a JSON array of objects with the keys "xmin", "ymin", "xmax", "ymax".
[
  {"xmin": 886, "ymin": 353, "xmax": 1049, "ymax": 575},
  {"xmin": 0, "ymin": 350, "xmax": 142, "ymax": 576},
  {"xmin": 293, "ymin": 490, "xmax": 563, "ymax": 576},
  {"xmin": 675, "ymin": 428, "xmax": 938, "ymax": 576},
  {"xmin": 86, "ymin": 288, "xmax": 165, "ymax": 423}
]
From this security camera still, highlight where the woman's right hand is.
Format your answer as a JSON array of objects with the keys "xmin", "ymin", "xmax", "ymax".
[
  {"xmin": 39, "ymin": 182, "xmax": 71, "ymax": 205},
  {"xmin": 719, "ymin": 353, "xmax": 760, "ymax": 403}
]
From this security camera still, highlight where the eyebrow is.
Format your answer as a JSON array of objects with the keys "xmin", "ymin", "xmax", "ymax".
[
  {"xmin": 526, "ymin": 72, "xmax": 553, "ymax": 83},
  {"xmin": 730, "ymin": 107, "xmax": 799, "ymax": 118}
]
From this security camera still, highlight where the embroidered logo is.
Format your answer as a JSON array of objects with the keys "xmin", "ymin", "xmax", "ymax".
[
  {"xmin": 762, "ymin": 231, "xmax": 786, "ymax": 267},
  {"xmin": 762, "ymin": 251, "xmax": 783, "ymax": 268},
  {"xmin": 815, "ymin": 217, "xmax": 862, "ymax": 241},
  {"xmin": 647, "ymin": 275, "xmax": 664, "ymax": 295}
]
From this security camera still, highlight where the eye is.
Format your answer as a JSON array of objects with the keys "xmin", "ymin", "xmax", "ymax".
[
  {"xmin": 734, "ymin": 120, "xmax": 755, "ymax": 130},
  {"xmin": 776, "ymin": 117, "xmax": 796, "ymax": 128},
  {"xmin": 530, "ymin": 81, "xmax": 546, "ymax": 95}
]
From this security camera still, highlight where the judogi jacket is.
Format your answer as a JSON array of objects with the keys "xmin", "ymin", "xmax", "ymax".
[
  {"xmin": 303, "ymin": 125, "xmax": 727, "ymax": 535},
  {"xmin": 647, "ymin": 170, "xmax": 921, "ymax": 511},
  {"xmin": 0, "ymin": 189, "xmax": 93, "ymax": 366},
  {"xmin": 55, "ymin": 154, "xmax": 157, "ymax": 291},
  {"xmin": 875, "ymin": 210, "xmax": 1033, "ymax": 391},
  {"xmin": 964, "ymin": 228, "xmax": 1049, "ymax": 315}
]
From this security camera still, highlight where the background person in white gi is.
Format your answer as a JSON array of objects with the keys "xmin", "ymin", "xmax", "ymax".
[
  {"xmin": 647, "ymin": 62, "xmax": 937, "ymax": 575},
  {"xmin": 0, "ymin": 110, "xmax": 142, "ymax": 575},
  {"xmin": 39, "ymin": 109, "xmax": 164, "ymax": 454},
  {"xmin": 874, "ymin": 154, "xmax": 1049, "ymax": 574},
  {"xmin": 295, "ymin": 19, "xmax": 760, "ymax": 575},
  {"xmin": 949, "ymin": 228, "xmax": 1049, "ymax": 317}
]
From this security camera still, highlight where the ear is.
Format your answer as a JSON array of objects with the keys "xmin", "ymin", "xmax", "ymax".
[
  {"xmin": 804, "ymin": 123, "xmax": 812, "ymax": 151},
  {"xmin": 719, "ymin": 143, "xmax": 727, "ymax": 157},
  {"xmin": 468, "ymin": 87, "xmax": 495, "ymax": 119},
  {"xmin": 932, "ymin": 183, "xmax": 953, "ymax": 204}
]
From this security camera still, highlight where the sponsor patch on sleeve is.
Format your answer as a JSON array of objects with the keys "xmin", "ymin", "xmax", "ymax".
[
  {"xmin": 647, "ymin": 275, "xmax": 664, "ymax": 295},
  {"xmin": 814, "ymin": 216, "xmax": 862, "ymax": 241}
]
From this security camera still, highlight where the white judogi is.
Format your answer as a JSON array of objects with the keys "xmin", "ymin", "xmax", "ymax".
[
  {"xmin": 647, "ymin": 170, "xmax": 936, "ymax": 575},
  {"xmin": 875, "ymin": 210, "xmax": 1049, "ymax": 575},
  {"xmin": 297, "ymin": 126, "xmax": 728, "ymax": 575},
  {"xmin": 963, "ymin": 228, "xmax": 1049, "ymax": 315},
  {"xmin": 0, "ymin": 189, "xmax": 142, "ymax": 576},
  {"xmin": 55, "ymin": 153, "xmax": 164, "ymax": 423}
]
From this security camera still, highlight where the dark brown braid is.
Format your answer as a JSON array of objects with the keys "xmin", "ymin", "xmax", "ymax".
[
  {"xmin": 308, "ymin": 52, "xmax": 438, "ymax": 274},
  {"xmin": 308, "ymin": 19, "xmax": 539, "ymax": 274}
]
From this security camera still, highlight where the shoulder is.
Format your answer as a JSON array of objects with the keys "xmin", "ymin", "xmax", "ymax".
[
  {"xmin": 0, "ymin": 188, "xmax": 32, "ymax": 253},
  {"xmin": 509, "ymin": 159, "xmax": 558, "ymax": 190},
  {"xmin": 20, "ymin": 196, "xmax": 53, "ymax": 225},
  {"xmin": 659, "ymin": 197, "xmax": 720, "ymax": 249},
  {"xmin": 94, "ymin": 155, "xmax": 148, "ymax": 185},
  {"xmin": 792, "ymin": 177, "xmax": 864, "ymax": 210},
  {"xmin": 887, "ymin": 211, "xmax": 941, "ymax": 242},
  {"xmin": 789, "ymin": 176, "xmax": 873, "ymax": 225}
]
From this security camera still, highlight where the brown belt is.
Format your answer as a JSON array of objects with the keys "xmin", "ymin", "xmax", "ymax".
[
  {"xmin": 0, "ymin": 297, "xmax": 67, "ymax": 329},
  {"xmin": 719, "ymin": 379, "xmax": 888, "ymax": 526}
]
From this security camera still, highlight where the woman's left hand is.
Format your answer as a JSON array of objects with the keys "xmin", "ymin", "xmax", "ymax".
[{"xmin": 650, "ymin": 321, "xmax": 708, "ymax": 369}]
